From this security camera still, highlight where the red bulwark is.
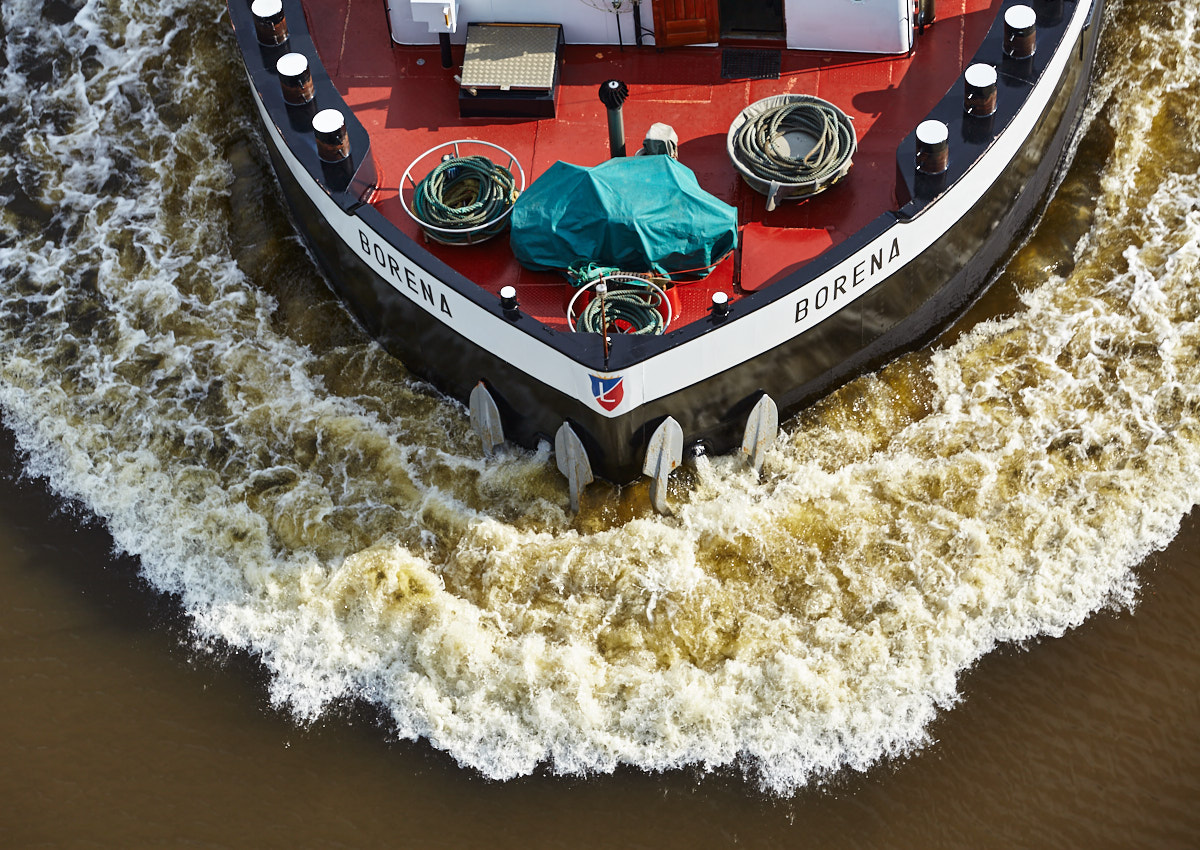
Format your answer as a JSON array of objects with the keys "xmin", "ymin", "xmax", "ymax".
[{"xmin": 302, "ymin": 0, "xmax": 999, "ymax": 332}]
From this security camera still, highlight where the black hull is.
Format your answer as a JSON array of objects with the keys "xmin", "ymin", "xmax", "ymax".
[{"xmin": 231, "ymin": 0, "xmax": 1106, "ymax": 484}]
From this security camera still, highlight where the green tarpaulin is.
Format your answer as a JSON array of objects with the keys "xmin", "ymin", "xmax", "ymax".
[{"xmin": 510, "ymin": 156, "xmax": 737, "ymax": 279}]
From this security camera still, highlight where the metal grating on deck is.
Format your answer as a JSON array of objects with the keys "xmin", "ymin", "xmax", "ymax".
[
  {"xmin": 460, "ymin": 24, "xmax": 561, "ymax": 91},
  {"xmin": 720, "ymin": 48, "xmax": 781, "ymax": 81}
]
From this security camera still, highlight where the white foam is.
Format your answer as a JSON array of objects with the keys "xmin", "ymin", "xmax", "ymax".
[{"xmin": 0, "ymin": 0, "xmax": 1196, "ymax": 796}]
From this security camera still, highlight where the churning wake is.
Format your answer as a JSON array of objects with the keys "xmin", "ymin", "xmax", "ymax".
[{"xmin": 1, "ymin": 0, "xmax": 1197, "ymax": 793}]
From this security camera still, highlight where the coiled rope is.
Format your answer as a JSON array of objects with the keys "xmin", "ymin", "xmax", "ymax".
[
  {"xmin": 577, "ymin": 285, "xmax": 666, "ymax": 335},
  {"xmin": 412, "ymin": 154, "xmax": 518, "ymax": 243},
  {"xmin": 566, "ymin": 261, "xmax": 624, "ymax": 288},
  {"xmin": 566, "ymin": 271, "xmax": 670, "ymax": 335},
  {"xmin": 731, "ymin": 100, "xmax": 855, "ymax": 187}
]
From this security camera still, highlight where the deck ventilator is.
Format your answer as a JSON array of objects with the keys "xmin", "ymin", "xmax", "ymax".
[{"xmin": 720, "ymin": 48, "xmax": 781, "ymax": 81}]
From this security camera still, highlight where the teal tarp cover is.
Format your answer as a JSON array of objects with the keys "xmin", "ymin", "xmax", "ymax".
[{"xmin": 510, "ymin": 156, "xmax": 738, "ymax": 278}]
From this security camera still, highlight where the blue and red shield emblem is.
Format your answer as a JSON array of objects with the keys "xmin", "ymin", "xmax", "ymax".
[{"xmin": 590, "ymin": 374, "xmax": 624, "ymax": 411}]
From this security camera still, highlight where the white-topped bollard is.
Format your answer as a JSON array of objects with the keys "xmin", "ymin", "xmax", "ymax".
[
  {"xmin": 964, "ymin": 63, "xmax": 998, "ymax": 117},
  {"xmin": 711, "ymin": 290, "xmax": 729, "ymax": 320},
  {"xmin": 313, "ymin": 109, "xmax": 350, "ymax": 163},
  {"xmin": 1004, "ymin": 5, "xmax": 1037, "ymax": 59},
  {"xmin": 276, "ymin": 53, "xmax": 313, "ymax": 106},
  {"xmin": 915, "ymin": 119, "xmax": 949, "ymax": 175},
  {"xmin": 251, "ymin": 0, "xmax": 288, "ymax": 47},
  {"xmin": 915, "ymin": 119, "xmax": 949, "ymax": 199}
]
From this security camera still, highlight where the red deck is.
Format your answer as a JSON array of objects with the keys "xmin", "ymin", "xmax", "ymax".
[{"xmin": 303, "ymin": 0, "xmax": 1001, "ymax": 331}]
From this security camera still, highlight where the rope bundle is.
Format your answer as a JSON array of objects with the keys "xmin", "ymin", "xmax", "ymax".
[
  {"xmin": 577, "ymin": 285, "xmax": 666, "ymax": 336},
  {"xmin": 412, "ymin": 154, "xmax": 518, "ymax": 244},
  {"xmin": 731, "ymin": 99, "xmax": 855, "ymax": 188},
  {"xmin": 566, "ymin": 265, "xmax": 668, "ymax": 336}
]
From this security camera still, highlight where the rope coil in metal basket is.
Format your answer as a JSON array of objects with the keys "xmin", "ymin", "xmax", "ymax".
[
  {"xmin": 401, "ymin": 140, "xmax": 525, "ymax": 246},
  {"xmin": 727, "ymin": 94, "xmax": 856, "ymax": 209},
  {"xmin": 566, "ymin": 274, "xmax": 672, "ymax": 336}
]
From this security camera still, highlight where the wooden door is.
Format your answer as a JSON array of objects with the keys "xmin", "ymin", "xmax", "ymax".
[{"xmin": 652, "ymin": 0, "xmax": 720, "ymax": 47}]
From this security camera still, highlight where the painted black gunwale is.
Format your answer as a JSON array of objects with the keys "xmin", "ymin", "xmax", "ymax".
[{"xmin": 228, "ymin": 0, "xmax": 1103, "ymax": 482}]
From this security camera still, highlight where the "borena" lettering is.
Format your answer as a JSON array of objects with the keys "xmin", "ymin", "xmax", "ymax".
[
  {"xmin": 795, "ymin": 237, "xmax": 901, "ymax": 323},
  {"xmin": 358, "ymin": 230, "xmax": 453, "ymax": 318}
]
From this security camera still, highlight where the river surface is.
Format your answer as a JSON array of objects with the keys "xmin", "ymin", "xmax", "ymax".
[{"xmin": 2, "ymin": 0, "xmax": 1199, "ymax": 845}]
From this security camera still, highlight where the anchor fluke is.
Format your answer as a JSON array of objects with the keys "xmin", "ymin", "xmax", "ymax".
[
  {"xmin": 643, "ymin": 416, "xmax": 683, "ymax": 514},
  {"xmin": 741, "ymin": 394, "xmax": 778, "ymax": 474},
  {"xmin": 555, "ymin": 422, "xmax": 594, "ymax": 513},
  {"xmin": 469, "ymin": 382, "xmax": 505, "ymax": 456}
]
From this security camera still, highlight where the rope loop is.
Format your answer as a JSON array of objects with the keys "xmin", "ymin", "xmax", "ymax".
[
  {"xmin": 567, "ymin": 261, "xmax": 625, "ymax": 288},
  {"xmin": 566, "ymin": 273, "xmax": 672, "ymax": 336},
  {"xmin": 411, "ymin": 154, "xmax": 518, "ymax": 244},
  {"xmin": 732, "ymin": 99, "xmax": 855, "ymax": 188}
]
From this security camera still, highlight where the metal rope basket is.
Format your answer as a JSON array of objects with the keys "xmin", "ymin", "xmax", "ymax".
[
  {"xmin": 727, "ymin": 94, "xmax": 857, "ymax": 211},
  {"xmin": 400, "ymin": 140, "xmax": 525, "ymax": 246},
  {"xmin": 566, "ymin": 273, "xmax": 673, "ymax": 335}
]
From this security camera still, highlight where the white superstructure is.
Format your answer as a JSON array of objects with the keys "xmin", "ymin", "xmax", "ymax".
[{"xmin": 388, "ymin": 0, "xmax": 914, "ymax": 54}]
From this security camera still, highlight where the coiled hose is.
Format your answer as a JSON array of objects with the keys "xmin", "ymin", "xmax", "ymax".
[
  {"xmin": 412, "ymin": 155, "xmax": 518, "ymax": 244},
  {"xmin": 731, "ymin": 100, "xmax": 855, "ymax": 187}
]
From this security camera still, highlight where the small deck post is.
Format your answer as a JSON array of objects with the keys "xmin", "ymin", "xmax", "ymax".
[
  {"xmin": 711, "ymin": 291, "xmax": 730, "ymax": 323},
  {"xmin": 1035, "ymin": 0, "xmax": 1065, "ymax": 26},
  {"xmin": 643, "ymin": 417, "xmax": 683, "ymax": 515},
  {"xmin": 555, "ymin": 423, "xmax": 594, "ymax": 513},
  {"xmin": 499, "ymin": 285, "xmax": 520, "ymax": 318}
]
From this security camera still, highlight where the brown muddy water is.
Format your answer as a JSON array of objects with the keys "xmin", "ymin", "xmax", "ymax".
[
  {"xmin": 2, "ymin": 0, "xmax": 1199, "ymax": 845},
  {"xmin": 2, "ymin": 424, "xmax": 1197, "ymax": 847}
]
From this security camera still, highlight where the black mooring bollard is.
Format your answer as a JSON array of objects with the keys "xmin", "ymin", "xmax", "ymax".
[
  {"xmin": 915, "ymin": 119, "xmax": 949, "ymax": 199},
  {"xmin": 313, "ymin": 109, "xmax": 350, "ymax": 163},
  {"xmin": 964, "ymin": 63, "xmax": 997, "ymax": 117},
  {"xmin": 276, "ymin": 53, "xmax": 314, "ymax": 106},
  {"xmin": 1004, "ymin": 5, "xmax": 1037, "ymax": 59},
  {"xmin": 916, "ymin": 119, "xmax": 949, "ymax": 175},
  {"xmin": 251, "ymin": 0, "xmax": 288, "ymax": 46}
]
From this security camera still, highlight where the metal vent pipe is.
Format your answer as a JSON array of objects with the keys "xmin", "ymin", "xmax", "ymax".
[
  {"xmin": 599, "ymin": 80, "xmax": 630, "ymax": 158},
  {"xmin": 917, "ymin": 0, "xmax": 936, "ymax": 32}
]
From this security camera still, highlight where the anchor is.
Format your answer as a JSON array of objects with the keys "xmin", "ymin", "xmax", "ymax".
[
  {"xmin": 469, "ymin": 381, "xmax": 505, "ymax": 456},
  {"xmin": 741, "ymin": 394, "xmax": 778, "ymax": 475},
  {"xmin": 643, "ymin": 416, "xmax": 683, "ymax": 514},
  {"xmin": 555, "ymin": 422, "xmax": 594, "ymax": 513}
]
